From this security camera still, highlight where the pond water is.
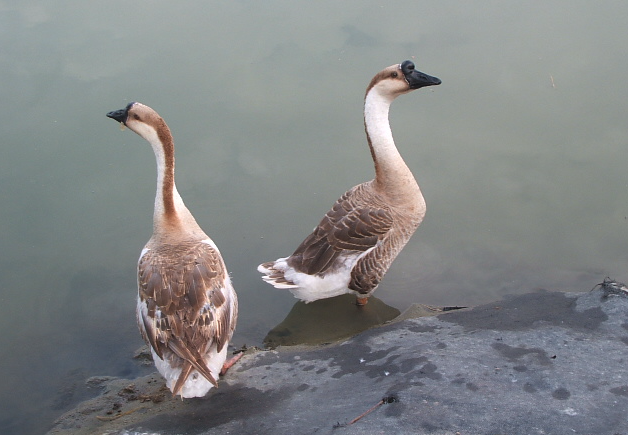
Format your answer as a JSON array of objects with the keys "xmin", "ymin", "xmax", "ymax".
[{"xmin": 1, "ymin": 1, "xmax": 627, "ymax": 433}]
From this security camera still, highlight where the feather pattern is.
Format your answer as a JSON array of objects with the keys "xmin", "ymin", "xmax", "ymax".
[
  {"xmin": 258, "ymin": 61, "xmax": 440, "ymax": 304},
  {"xmin": 137, "ymin": 241, "xmax": 234, "ymax": 389},
  {"xmin": 286, "ymin": 183, "xmax": 394, "ymax": 277}
]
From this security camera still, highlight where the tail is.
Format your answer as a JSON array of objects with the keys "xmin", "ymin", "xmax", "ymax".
[
  {"xmin": 258, "ymin": 261, "xmax": 298, "ymax": 289},
  {"xmin": 169, "ymin": 339, "xmax": 219, "ymax": 397}
]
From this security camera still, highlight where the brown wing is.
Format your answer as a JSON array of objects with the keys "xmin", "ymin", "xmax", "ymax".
[
  {"xmin": 348, "ymin": 231, "xmax": 400, "ymax": 294},
  {"xmin": 287, "ymin": 186, "xmax": 394, "ymax": 276},
  {"xmin": 137, "ymin": 241, "xmax": 236, "ymax": 390}
]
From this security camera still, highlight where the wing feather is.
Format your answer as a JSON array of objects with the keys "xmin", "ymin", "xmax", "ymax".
[
  {"xmin": 288, "ymin": 186, "xmax": 394, "ymax": 275},
  {"xmin": 137, "ymin": 241, "xmax": 237, "ymax": 391}
]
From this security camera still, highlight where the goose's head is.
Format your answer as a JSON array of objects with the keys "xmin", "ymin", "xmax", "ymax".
[
  {"xmin": 367, "ymin": 60, "xmax": 441, "ymax": 98},
  {"xmin": 107, "ymin": 102, "xmax": 168, "ymax": 142}
]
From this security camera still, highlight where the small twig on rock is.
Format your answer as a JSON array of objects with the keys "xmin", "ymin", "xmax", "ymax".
[{"xmin": 349, "ymin": 396, "xmax": 398, "ymax": 425}]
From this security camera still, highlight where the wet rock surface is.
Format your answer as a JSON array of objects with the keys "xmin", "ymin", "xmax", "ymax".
[{"xmin": 47, "ymin": 288, "xmax": 628, "ymax": 435}]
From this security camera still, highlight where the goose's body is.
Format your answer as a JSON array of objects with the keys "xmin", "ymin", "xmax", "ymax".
[
  {"xmin": 107, "ymin": 102, "xmax": 238, "ymax": 398},
  {"xmin": 258, "ymin": 61, "xmax": 440, "ymax": 305}
]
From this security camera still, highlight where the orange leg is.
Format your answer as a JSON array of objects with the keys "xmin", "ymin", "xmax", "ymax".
[
  {"xmin": 356, "ymin": 296, "xmax": 369, "ymax": 306},
  {"xmin": 220, "ymin": 352, "xmax": 244, "ymax": 376}
]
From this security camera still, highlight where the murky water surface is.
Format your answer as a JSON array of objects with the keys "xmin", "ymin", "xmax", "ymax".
[{"xmin": 1, "ymin": 2, "xmax": 627, "ymax": 433}]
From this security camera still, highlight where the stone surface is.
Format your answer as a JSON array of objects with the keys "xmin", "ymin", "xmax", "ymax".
[{"xmin": 47, "ymin": 287, "xmax": 628, "ymax": 435}]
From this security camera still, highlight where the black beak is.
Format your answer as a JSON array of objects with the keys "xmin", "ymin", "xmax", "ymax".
[
  {"xmin": 401, "ymin": 60, "xmax": 441, "ymax": 89},
  {"xmin": 106, "ymin": 102, "xmax": 135, "ymax": 124}
]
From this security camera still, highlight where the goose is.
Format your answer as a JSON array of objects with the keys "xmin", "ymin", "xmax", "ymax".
[
  {"xmin": 258, "ymin": 60, "xmax": 441, "ymax": 306},
  {"xmin": 106, "ymin": 102, "xmax": 239, "ymax": 398}
]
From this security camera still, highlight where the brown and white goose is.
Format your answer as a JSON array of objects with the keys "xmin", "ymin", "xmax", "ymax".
[
  {"xmin": 258, "ymin": 60, "xmax": 441, "ymax": 305},
  {"xmin": 107, "ymin": 102, "xmax": 238, "ymax": 398}
]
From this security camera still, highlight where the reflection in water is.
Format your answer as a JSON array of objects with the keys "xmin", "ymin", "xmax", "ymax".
[{"xmin": 264, "ymin": 294, "xmax": 400, "ymax": 347}]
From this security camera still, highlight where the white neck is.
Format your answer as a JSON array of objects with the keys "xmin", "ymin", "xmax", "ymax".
[
  {"xmin": 364, "ymin": 87, "xmax": 417, "ymax": 195},
  {"xmin": 144, "ymin": 129, "xmax": 205, "ymax": 240}
]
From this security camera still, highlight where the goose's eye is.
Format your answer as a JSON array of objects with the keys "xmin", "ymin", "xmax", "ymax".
[
  {"xmin": 133, "ymin": 114, "xmax": 140, "ymax": 121},
  {"xmin": 391, "ymin": 72, "xmax": 398, "ymax": 78}
]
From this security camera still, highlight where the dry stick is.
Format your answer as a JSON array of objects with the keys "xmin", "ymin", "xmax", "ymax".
[{"xmin": 349, "ymin": 399, "xmax": 385, "ymax": 425}]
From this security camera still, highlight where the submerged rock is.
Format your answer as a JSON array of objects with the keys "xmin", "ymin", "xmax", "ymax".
[{"xmin": 264, "ymin": 294, "xmax": 401, "ymax": 347}]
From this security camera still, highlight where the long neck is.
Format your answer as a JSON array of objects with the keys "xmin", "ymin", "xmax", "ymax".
[
  {"xmin": 364, "ymin": 89, "xmax": 418, "ymax": 197},
  {"xmin": 147, "ymin": 127, "xmax": 205, "ymax": 241}
]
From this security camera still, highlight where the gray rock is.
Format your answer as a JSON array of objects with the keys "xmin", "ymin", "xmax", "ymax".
[{"xmin": 47, "ymin": 288, "xmax": 628, "ymax": 435}]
